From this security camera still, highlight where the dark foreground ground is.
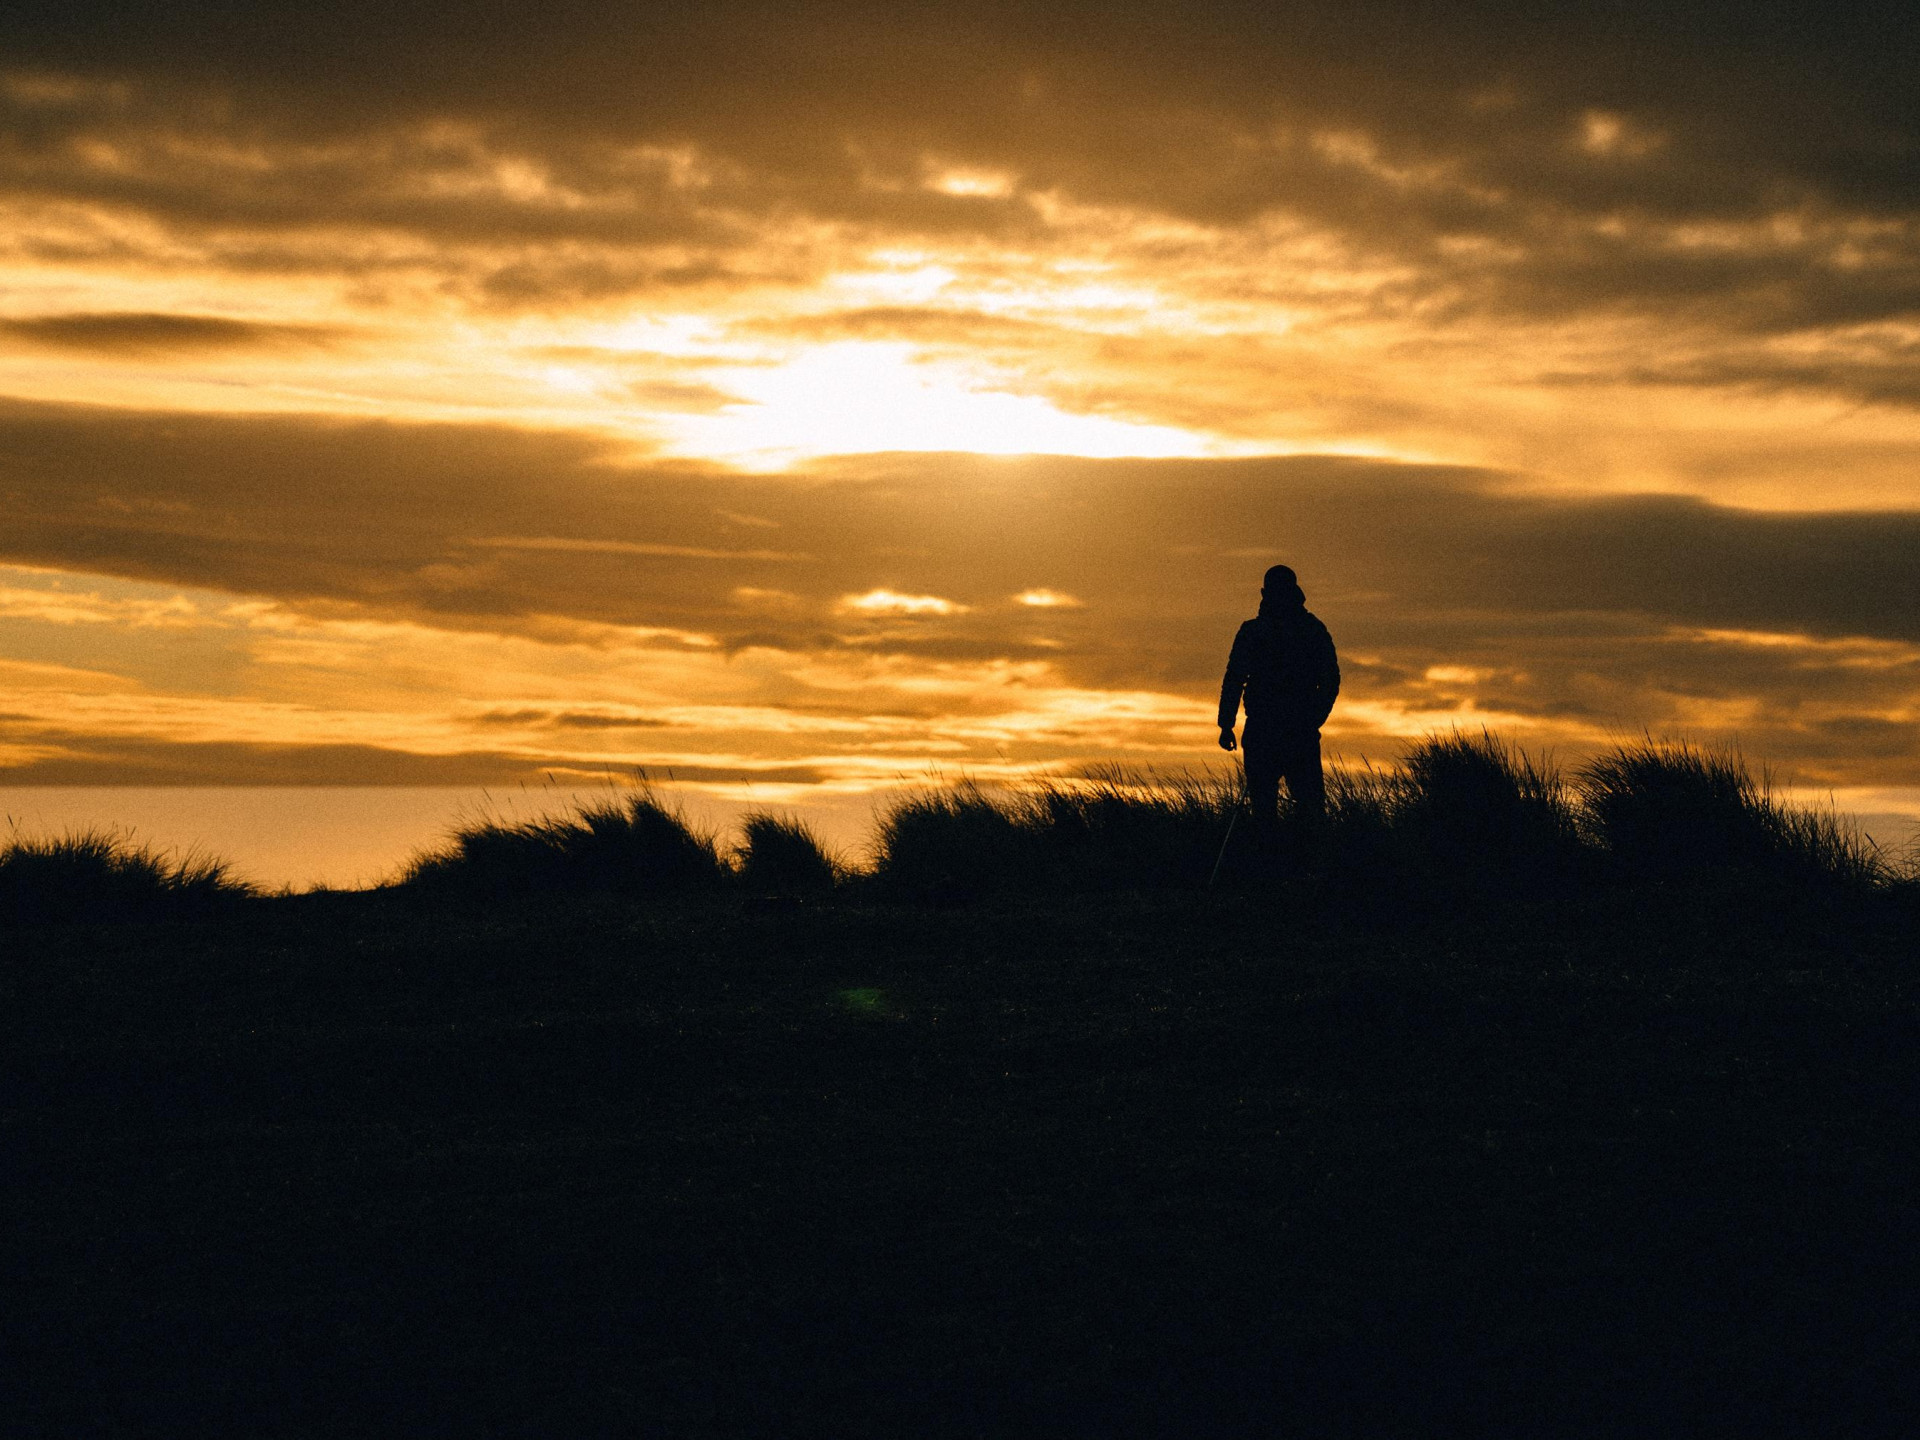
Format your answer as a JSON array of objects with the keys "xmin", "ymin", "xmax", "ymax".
[{"xmin": 7, "ymin": 882, "xmax": 1920, "ymax": 1436}]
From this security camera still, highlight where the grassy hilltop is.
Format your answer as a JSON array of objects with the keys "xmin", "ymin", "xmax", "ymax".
[{"xmin": 6, "ymin": 736, "xmax": 1920, "ymax": 1435}]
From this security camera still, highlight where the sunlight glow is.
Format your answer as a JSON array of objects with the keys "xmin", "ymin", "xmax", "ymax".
[
  {"xmin": 656, "ymin": 342, "xmax": 1237, "ymax": 466},
  {"xmin": 927, "ymin": 168, "xmax": 1015, "ymax": 197},
  {"xmin": 840, "ymin": 590, "xmax": 969, "ymax": 616}
]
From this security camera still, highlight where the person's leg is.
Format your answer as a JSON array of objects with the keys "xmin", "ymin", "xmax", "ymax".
[
  {"xmin": 1279, "ymin": 730, "xmax": 1326, "ymax": 823},
  {"xmin": 1241, "ymin": 737, "xmax": 1282, "ymax": 833}
]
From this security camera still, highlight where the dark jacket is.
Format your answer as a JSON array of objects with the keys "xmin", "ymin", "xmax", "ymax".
[{"xmin": 1218, "ymin": 602, "xmax": 1340, "ymax": 735}]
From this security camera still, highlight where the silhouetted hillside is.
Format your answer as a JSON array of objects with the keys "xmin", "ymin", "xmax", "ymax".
[{"xmin": 5, "ymin": 736, "xmax": 1918, "ymax": 1434}]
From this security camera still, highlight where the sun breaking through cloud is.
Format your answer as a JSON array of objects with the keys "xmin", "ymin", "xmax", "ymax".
[{"xmin": 0, "ymin": 0, "xmax": 1916, "ymax": 796}]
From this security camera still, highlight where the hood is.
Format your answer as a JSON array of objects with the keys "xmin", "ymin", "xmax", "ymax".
[{"xmin": 1258, "ymin": 583, "xmax": 1306, "ymax": 618}]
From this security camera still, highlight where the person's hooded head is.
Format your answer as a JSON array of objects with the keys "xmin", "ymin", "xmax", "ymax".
[{"xmin": 1260, "ymin": 564, "xmax": 1306, "ymax": 616}]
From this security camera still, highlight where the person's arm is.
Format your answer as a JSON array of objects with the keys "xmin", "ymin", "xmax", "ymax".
[
  {"xmin": 1218, "ymin": 626, "xmax": 1247, "ymax": 749},
  {"xmin": 1310, "ymin": 625, "xmax": 1341, "ymax": 728}
]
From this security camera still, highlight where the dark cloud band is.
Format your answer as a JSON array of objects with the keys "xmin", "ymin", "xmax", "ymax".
[
  {"xmin": 0, "ymin": 312, "xmax": 346, "ymax": 355},
  {"xmin": 1, "ymin": 397, "xmax": 1917, "ymax": 781}
]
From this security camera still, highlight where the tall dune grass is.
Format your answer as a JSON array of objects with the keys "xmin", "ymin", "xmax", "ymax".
[
  {"xmin": 868, "ymin": 782, "xmax": 1040, "ymax": 898},
  {"xmin": 1386, "ymin": 731, "xmax": 1587, "ymax": 889},
  {"xmin": 736, "ymin": 812, "xmax": 841, "ymax": 894},
  {"xmin": 400, "ymin": 789, "xmax": 727, "ymax": 897},
  {"xmin": 867, "ymin": 733, "xmax": 1894, "ymax": 901},
  {"xmin": 870, "ymin": 769, "xmax": 1245, "ymax": 897},
  {"xmin": 0, "ymin": 828, "xmax": 252, "ymax": 926},
  {"xmin": 13, "ymin": 734, "xmax": 1889, "ymax": 921},
  {"xmin": 1579, "ymin": 741, "xmax": 1887, "ymax": 889},
  {"xmin": 869, "ymin": 739, "xmax": 1588, "ymax": 898}
]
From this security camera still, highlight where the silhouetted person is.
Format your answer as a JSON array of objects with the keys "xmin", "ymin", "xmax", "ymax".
[{"xmin": 1218, "ymin": 565, "xmax": 1340, "ymax": 828}]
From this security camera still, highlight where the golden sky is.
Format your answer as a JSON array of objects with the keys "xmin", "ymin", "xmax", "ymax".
[{"xmin": 2, "ymin": 1, "xmax": 1918, "ymax": 795}]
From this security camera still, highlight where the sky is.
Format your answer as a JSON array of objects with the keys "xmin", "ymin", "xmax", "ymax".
[{"xmin": 1, "ymin": 0, "xmax": 1917, "ymax": 810}]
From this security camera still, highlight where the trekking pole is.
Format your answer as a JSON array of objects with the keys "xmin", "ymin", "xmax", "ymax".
[{"xmin": 1208, "ymin": 773, "xmax": 1247, "ymax": 891}]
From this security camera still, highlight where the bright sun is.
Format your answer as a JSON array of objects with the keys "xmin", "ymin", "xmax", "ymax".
[{"xmin": 652, "ymin": 341, "xmax": 1238, "ymax": 466}]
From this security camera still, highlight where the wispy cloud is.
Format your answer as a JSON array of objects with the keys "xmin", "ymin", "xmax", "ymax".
[
  {"xmin": 0, "ymin": 312, "xmax": 346, "ymax": 355},
  {"xmin": 467, "ymin": 536, "xmax": 808, "ymax": 562}
]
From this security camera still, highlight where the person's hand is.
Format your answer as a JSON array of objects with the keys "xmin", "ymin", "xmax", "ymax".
[{"xmin": 1218, "ymin": 727, "xmax": 1237, "ymax": 752}]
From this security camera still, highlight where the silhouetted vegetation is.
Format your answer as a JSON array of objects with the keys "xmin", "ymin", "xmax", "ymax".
[
  {"xmin": 1579, "ymin": 740, "xmax": 1885, "ymax": 889},
  {"xmin": 867, "ymin": 734, "xmax": 1897, "ymax": 904},
  {"xmin": 1, "ymin": 737, "xmax": 1899, "ymax": 930},
  {"xmin": 736, "ymin": 811, "xmax": 841, "ymax": 894},
  {"xmin": 870, "ymin": 769, "xmax": 1242, "ymax": 899},
  {"xmin": 399, "ymin": 788, "xmax": 728, "ymax": 897},
  {"xmin": 0, "ymin": 827, "xmax": 251, "ymax": 926},
  {"xmin": 1389, "ymin": 730, "xmax": 1586, "ymax": 888}
]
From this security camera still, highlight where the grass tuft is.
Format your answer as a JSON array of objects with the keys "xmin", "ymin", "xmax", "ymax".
[
  {"xmin": 1389, "ymin": 730, "xmax": 1584, "ymax": 886},
  {"xmin": 873, "ymin": 768, "xmax": 1251, "ymax": 897},
  {"xmin": 1017, "ymin": 768, "xmax": 1245, "ymax": 891},
  {"xmin": 401, "ymin": 789, "xmax": 727, "ymax": 898},
  {"xmin": 0, "ymin": 828, "xmax": 252, "ymax": 926},
  {"xmin": 1577, "ymin": 740, "xmax": 1885, "ymax": 889},
  {"xmin": 737, "ymin": 812, "xmax": 841, "ymax": 894},
  {"xmin": 869, "ymin": 782, "xmax": 1036, "ymax": 901}
]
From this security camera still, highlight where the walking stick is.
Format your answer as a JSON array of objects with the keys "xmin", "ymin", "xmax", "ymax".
[{"xmin": 1208, "ymin": 771, "xmax": 1247, "ymax": 891}]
